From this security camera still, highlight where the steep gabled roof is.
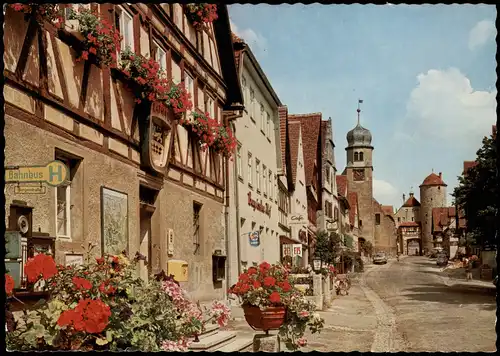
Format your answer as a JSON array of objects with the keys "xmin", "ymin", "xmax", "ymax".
[
  {"xmin": 381, "ymin": 205, "xmax": 394, "ymax": 216},
  {"xmin": 432, "ymin": 207, "xmax": 466, "ymax": 232},
  {"xmin": 288, "ymin": 113, "xmax": 322, "ymax": 187},
  {"xmin": 212, "ymin": 6, "xmax": 243, "ymax": 109},
  {"xmin": 278, "ymin": 106, "xmax": 288, "ymax": 174},
  {"xmin": 402, "ymin": 194, "xmax": 421, "ymax": 207},
  {"xmin": 336, "ymin": 175, "xmax": 348, "ymax": 197},
  {"xmin": 288, "ymin": 121, "xmax": 301, "ymax": 185},
  {"xmin": 463, "ymin": 161, "xmax": 477, "ymax": 175}
]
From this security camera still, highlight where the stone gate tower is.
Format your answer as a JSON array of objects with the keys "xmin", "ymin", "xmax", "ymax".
[
  {"xmin": 345, "ymin": 104, "xmax": 375, "ymax": 245},
  {"xmin": 419, "ymin": 172, "xmax": 447, "ymax": 254}
]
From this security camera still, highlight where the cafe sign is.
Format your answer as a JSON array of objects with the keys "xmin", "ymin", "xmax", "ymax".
[
  {"xmin": 248, "ymin": 192, "xmax": 271, "ymax": 216},
  {"xmin": 288, "ymin": 214, "xmax": 308, "ymax": 226}
]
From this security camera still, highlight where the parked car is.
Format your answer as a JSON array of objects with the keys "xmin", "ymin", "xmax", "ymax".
[
  {"xmin": 436, "ymin": 252, "xmax": 449, "ymax": 266},
  {"xmin": 373, "ymin": 252, "xmax": 388, "ymax": 264}
]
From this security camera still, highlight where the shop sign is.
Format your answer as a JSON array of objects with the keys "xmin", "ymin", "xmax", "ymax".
[
  {"xmin": 282, "ymin": 244, "xmax": 302, "ymax": 257},
  {"xmin": 248, "ymin": 192, "xmax": 271, "ymax": 216},
  {"xmin": 249, "ymin": 231, "xmax": 260, "ymax": 247}
]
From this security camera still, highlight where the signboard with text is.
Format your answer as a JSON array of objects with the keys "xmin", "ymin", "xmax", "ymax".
[
  {"xmin": 249, "ymin": 231, "xmax": 260, "ymax": 247},
  {"xmin": 282, "ymin": 244, "xmax": 303, "ymax": 257},
  {"xmin": 288, "ymin": 214, "xmax": 308, "ymax": 226}
]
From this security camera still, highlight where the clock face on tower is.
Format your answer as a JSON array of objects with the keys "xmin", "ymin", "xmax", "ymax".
[{"xmin": 353, "ymin": 169, "xmax": 365, "ymax": 181}]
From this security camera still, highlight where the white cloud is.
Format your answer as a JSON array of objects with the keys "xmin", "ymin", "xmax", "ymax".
[
  {"xmin": 230, "ymin": 19, "xmax": 268, "ymax": 54},
  {"xmin": 468, "ymin": 20, "xmax": 496, "ymax": 50},
  {"xmin": 405, "ymin": 67, "xmax": 496, "ymax": 142},
  {"xmin": 373, "ymin": 179, "xmax": 400, "ymax": 208}
]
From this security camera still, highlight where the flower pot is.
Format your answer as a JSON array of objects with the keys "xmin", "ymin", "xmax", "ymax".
[{"xmin": 242, "ymin": 304, "xmax": 286, "ymax": 332}]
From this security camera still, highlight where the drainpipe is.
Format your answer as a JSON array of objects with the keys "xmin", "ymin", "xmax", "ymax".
[{"xmin": 224, "ymin": 111, "xmax": 243, "ymax": 296}]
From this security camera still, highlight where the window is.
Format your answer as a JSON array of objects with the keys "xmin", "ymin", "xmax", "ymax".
[
  {"xmin": 359, "ymin": 152, "xmax": 364, "ymax": 161},
  {"xmin": 247, "ymin": 152, "xmax": 253, "ymax": 186},
  {"xmin": 152, "ymin": 41, "xmax": 167, "ymax": 71},
  {"xmin": 193, "ymin": 202, "xmax": 202, "ymax": 251},
  {"xmin": 398, "ymin": 217, "xmax": 401, "ymax": 222},
  {"xmin": 375, "ymin": 213, "xmax": 381, "ymax": 225},
  {"xmin": 354, "ymin": 152, "xmax": 359, "ymax": 161},
  {"xmin": 115, "ymin": 6, "xmax": 134, "ymax": 52},
  {"xmin": 237, "ymin": 144, "xmax": 243, "ymax": 178},
  {"xmin": 55, "ymin": 151, "xmax": 81, "ymax": 239},
  {"xmin": 249, "ymin": 88, "xmax": 255, "ymax": 121},
  {"xmin": 411, "ymin": 217, "xmax": 414, "ymax": 221},
  {"xmin": 256, "ymin": 159, "xmax": 261, "ymax": 192},
  {"xmin": 184, "ymin": 71, "xmax": 194, "ymax": 99},
  {"xmin": 274, "ymin": 175, "xmax": 278, "ymax": 202},
  {"xmin": 326, "ymin": 168, "xmax": 330, "ymax": 183},
  {"xmin": 269, "ymin": 171, "xmax": 273, "ymax": 200},
  {"xmin": 266, "ymin": 112, "xmax": 271, "ymax": 137},
  {"xmin": 260, "ymin": 104, "xmax": 265, "ymax": 132},
  {"xmin": 206, "ymin": 96, "xmax": 215, "ymax": 119},
  {"xmin": 263, "ymin": 166, "xmax": 267, "ymax": 196}
]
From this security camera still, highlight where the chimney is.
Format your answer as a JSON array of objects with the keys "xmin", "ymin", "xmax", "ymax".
[
  {"xmin": 403, "ymin": 194, "xmax": 406, "ymax": 203},
  {"xmin": 409, "ymin": 192, "xmax": 414, "ymax": 197},
  {"xmin": 439, "ymin": 172, "xmax": 442, "ymax": 178}
]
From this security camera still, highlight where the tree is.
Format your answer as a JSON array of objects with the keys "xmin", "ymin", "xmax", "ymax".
[
  {"xmin": 360, "ymin": 240, "xmax": 373, "ymax": 257},
  {"xmin": 453, "ymin": 134, "xmax": 498, "ymax": 248},
  {"xmin": 314, "ymin": 230, "xmax": 334, "ymax": 264}
]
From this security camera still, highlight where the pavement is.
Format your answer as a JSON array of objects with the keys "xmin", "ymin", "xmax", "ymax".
[{"xmin": 225, "ymin": 257, "xmax": 497, "ymax": 352}]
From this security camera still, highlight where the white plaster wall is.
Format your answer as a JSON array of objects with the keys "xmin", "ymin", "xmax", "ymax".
[{"xmin": 234, "ymin": 59, "xmax": 281, "ymax": 269}]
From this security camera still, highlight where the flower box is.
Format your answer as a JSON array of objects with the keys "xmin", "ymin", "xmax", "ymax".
[{"xmin": 242, "ymin": 304, "xmax": 286, "ymax": 332}]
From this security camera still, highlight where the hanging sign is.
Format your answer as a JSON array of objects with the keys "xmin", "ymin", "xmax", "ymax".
[
  {"xmin": 282, "ymin": 244, "xmax": 292, "ymax": 257},
  {"xmin": 249, "ymin": 231, "xmax": 260, "ymax": 247},
  {"xmin": 292, "ymin": 244, "xmax": 303, "ymax": 258}
]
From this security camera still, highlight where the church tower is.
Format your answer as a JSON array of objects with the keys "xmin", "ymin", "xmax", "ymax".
[{"xmin": 345, "ymin": 101, "xmax": 375, "ymax": 245}]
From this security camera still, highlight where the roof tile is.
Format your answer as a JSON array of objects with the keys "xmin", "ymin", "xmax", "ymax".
[
  {"xmin": 463, "ymin": 161, "xmax": 477, "ymax": 175},
  {"xmin": 399, "ymin": 221, "xmax": 420, "ymax": 227},
  {"xmin": 288, "ymin": 113, "xmax": 322, "ymax": 188},
  {"xmin": 402, "ymin": 194, "xmax": 421, "ymax": 207},
  {"xmin": 420, "ymin": 172, "xmax": 447, "ymax": 187},
  {"xmin": 288, "ymin": 121, "xmax": 301, "ymax": 184},
  {"xmin": 336, "ymin": 175, "xmax": 347, "ymax": 196}
]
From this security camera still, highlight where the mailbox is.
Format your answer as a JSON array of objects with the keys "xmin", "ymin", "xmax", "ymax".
[
  {"xmin": 5, "ymin": 231, "xmax": 22, "ymax": 259},
  {"xmin": 5, "ymin": 261, "xmax": 22, "ymax": 288},
  {"xmin": 167, "ymin": 260, "xmax": 188, "ymax": 282}
]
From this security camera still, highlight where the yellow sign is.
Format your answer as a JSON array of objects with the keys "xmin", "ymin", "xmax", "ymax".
[
  {"xmin": 14, "ymin": 184, "xmax": 47, "ymax": 194},
  {"xmin": 5, "ymin": 160, "xmax": 69, "ymax": 187}
]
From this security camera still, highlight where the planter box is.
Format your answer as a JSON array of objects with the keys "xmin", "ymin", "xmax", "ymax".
[{"xmin": 290, "ymin": 274, "xmax": 311, "ymax": 279}]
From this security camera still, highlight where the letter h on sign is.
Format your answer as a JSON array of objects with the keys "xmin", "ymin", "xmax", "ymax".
[{"xmin": 49, "ymin": 165, "xmax": 63, "ymax": 184}]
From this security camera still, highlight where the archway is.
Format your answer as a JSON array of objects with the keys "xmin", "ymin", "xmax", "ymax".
[{"xmin": 406, "ymin": 239, "xmax": 420, "ymax": 256}]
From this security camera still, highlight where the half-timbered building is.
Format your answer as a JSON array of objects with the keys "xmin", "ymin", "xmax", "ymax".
[{"xmin": 4, "ymin": 3, "xmax": 242, "ymax": 302}]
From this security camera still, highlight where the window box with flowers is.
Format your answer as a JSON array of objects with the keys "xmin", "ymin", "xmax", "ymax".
[
  {"xmin": 229, "ymin": 262, "xmax": 324, "ymax": 350},
  {"xmin": 9, "ymin": 3, "xmax": 64, "ymax": 28},
  {"xmin": 5, "ymin": 251, "xmax": 231, "ymax": 351},
  {"xmin": 180, "ymin": 110, "xmax": 217, "ymax": 151},
  {"xmin": 66, "ymin": 7, "xmax": 122, "ymax": 67},
  {"xmin": 184, "ymin": 4, "xmax": 218, "ymax": 31},
  {"xmin": 118, "ymin": 48, "xmax": 193, "ymax": 117}
]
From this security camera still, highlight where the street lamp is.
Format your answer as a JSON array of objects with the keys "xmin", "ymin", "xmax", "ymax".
[{"xmin": 312, "ymin": 257, "xmax": 322, "ymax": 272}]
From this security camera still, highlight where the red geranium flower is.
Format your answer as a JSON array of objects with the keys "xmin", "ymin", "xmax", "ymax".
[
  {"xmin": 253, "ymin": 280, "xmax": 261, "ymax": 288},
  {"xmin": 5, "ymin": 274, "xmax": 15, "ymax": 295},
  {"xmin": 263, "ymin": 276, "xmax": 276, "ymax": 287},
  {"xmin": 239, "ymin": 273, "xmax": 249, "ymax": 282},
  {"xmin": 96, "ymin": 257, "xmax": 105, "ymax": 265},
  {"xmin": 72, "ymin": 276, "xmax": 93, "ymax": 291},
  {"xmin": 24, "ymin": 254, "xmax": 58, "ymax": 283},
  {"xmin": 269, "ymin": 291, "xmax": 281, "ymax": 304},
  {"xmin": 57, "ymin": 298, "xmax": 111, "ymax": 334},
  {"xmin": 282, "ymin": 281, "xmax": 291, "ymax": 292}
]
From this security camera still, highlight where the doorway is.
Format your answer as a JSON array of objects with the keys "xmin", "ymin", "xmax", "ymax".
[{"xmin": 139, "ymin": 185, "xmax": 158, "ymax": 281}]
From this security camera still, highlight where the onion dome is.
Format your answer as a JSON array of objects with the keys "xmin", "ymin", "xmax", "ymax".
[{"xmin": 346, "ymin": 123, "xmax": 372, "ymax": 147}]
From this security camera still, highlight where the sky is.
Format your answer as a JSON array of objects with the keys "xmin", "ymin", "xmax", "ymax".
[{"xmin": 228, "ymin": 4, "xmax": 497, "ymax": 211}]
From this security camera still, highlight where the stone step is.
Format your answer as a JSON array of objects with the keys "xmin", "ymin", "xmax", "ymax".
[
  {"xmin": 198, "ymin": 323, "xmax": 220, "ymax": 339},
  {"xmin": 188, "ymin": 331, "xmax": 236, "ymax": 351},
  {"xmin": 215, "ymin": 337, "xmax": 253, "ymax": 352}
]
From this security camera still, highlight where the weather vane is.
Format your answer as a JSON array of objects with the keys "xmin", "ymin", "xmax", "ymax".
[{"xmin": 357, "ymin": 99, "xmax": 363, "ymax": 125}]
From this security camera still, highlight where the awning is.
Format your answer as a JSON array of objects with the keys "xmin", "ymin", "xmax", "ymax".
[{"xmin": 279, "ymin": 235, "xmax": 304, "ymax": 245}]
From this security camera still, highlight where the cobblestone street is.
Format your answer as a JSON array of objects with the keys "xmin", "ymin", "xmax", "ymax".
[{"xmin": 225, "ymin": 257, "xmax": 497, "ymax": 352}]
